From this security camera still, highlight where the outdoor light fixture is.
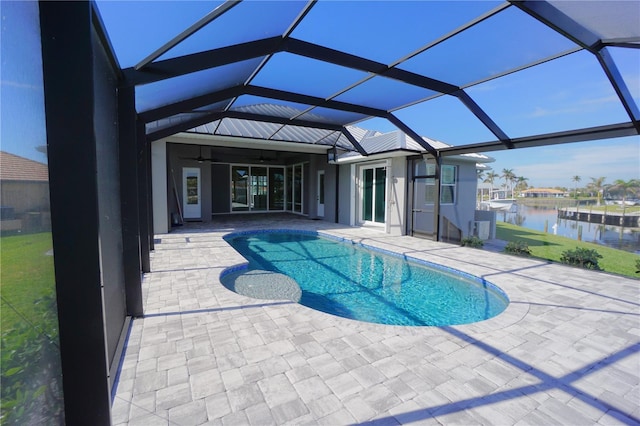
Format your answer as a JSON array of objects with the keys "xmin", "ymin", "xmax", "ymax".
[{"xmin": 327, "ymin": 147, "xmax": 337, "ymax": 163}]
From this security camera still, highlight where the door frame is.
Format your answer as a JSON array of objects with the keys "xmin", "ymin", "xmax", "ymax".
[
  {"xmin": 317, "ymin": 170, "xmax": 325, "ymax": 217},
  {"xmin": 182, "ymin": 167, "xmax": 201, "ymax": 219},
  {"xmin": 358, "ymin": 161, "xmax": 387, "ymax": 226}
]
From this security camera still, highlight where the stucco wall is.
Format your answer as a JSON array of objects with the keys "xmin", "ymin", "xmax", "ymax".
[
  {"xmin": 438, "ymin": 159, "xmax": 479, "ymax": 239},
  {"xmin": 152, "ymin": 140, "xmax": 168, "ymax": 234},
  {"xmin": 167, "ymin": 143, "xmax": 213, "ymax": 223},
  {"xmin": 337, "ymin": 163, "xmax": 353, "ymax": 226},
  {"xmin": 386, "ymin": 157, "xmax": 407, "ymax": 236}
]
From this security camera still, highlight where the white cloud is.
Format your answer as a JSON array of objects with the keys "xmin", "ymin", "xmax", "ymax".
[
  {"xmin": 526, "ymin": 95, "xmax": 620, "ymax": 118},
  {"xmin": 488, "ymin": 138, "xmax": 640, "ymax": 188}
]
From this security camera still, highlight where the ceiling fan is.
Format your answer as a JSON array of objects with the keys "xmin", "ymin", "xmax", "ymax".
[
  {"xmin": 257, "ymin": 150, "xmax": 278, "ymax": 163},
  {"xmin": 180, "ymin": 146, "xmax": 217, "ymax": 163}
]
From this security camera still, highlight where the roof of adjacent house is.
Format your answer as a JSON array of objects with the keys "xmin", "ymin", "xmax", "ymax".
[{"xmin": 0, "ymin": 151, "xmax": 49, "ymax": 182}]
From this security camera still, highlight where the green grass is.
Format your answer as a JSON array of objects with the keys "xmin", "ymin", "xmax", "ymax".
[
  {"xmin": 496, "ymin": 222, "xmax": 640, "ymax": 278},
  {"xmin": 569, "ymin": 205, "xmax": 640, "ymax": 214},
  {"xmin": 1, "ymin": 233, "xmax": 64, "ymax": 425},
  {"xmin": 0, "ymin": 233, "xmax": 56, "ymax": 331}
]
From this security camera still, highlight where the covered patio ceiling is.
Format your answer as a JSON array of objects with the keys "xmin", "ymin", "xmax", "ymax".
[{"xmin": 97, "ymin": 0, "xmax": 640, "ymax": 157}]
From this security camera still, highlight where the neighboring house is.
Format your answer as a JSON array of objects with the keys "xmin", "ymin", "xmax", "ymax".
[
  {"xmin": 521, "ymin": 188, "xmax": 565, "ymax": 198},
  {"xmin": 0, "ymin": 151, "xmax": 51, "ymax": 233},
  {"xmin": 151, "ymin": 123, "xmax": 495, "ymax": 242}
]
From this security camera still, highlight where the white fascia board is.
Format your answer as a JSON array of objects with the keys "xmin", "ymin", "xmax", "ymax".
[
  {"xmin": 164, "ymin": 132, "xmax": 332, "ymax": 154},
  {"xmin": 334, "ymin": 149, "xmax": 419, "ymax": 165},
  {"xmin": 440, "ymin": 153, "xmax": 495, "ymax": 164}
]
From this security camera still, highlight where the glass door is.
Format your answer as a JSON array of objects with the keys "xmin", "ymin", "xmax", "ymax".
[
  {"xmin": 251, "ymin": 167, "xmax": 267, "ymax": 211},
  {"xmin": 269, "ymin": 167, "xmax": 285, "ymax": 210},
  {"xmin": 360, "ymin": 165, "xmax": 386, "ymax": 224},
  {"xmin": 317, "ymin": 170, "xmax": 325, "ymax": 217},
  {"xmin": 231, "ymin": 165, "xmax": 249, "ymax": 211},
  {"xmin": 293, "ymin": 164, "xmax": 303, "ymax": 213},
  {"xmin": 183, "ymin": 167, "xmax": 201, "ymax": 219}
]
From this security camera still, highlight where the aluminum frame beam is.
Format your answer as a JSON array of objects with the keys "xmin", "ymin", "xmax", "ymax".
[
  {"xmin": 135, "ymin": 0, "xmax": 241, "ymax": 71},
  {"xmin": 386, "ymin": 113, "xmax": 438, "ymax": 156},
  {"xmin": 438, "ymin": 122, "xmax": 639, "ymax": 156}
]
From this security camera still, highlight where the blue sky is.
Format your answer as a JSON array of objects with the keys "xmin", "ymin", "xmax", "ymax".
[
  {"xmin": 2, "ymin": 1, "xmax": 638, "ymax": 190},
  {"xmin": 483, "ymin": 137, "xmax": 639, "ymax": 189}
]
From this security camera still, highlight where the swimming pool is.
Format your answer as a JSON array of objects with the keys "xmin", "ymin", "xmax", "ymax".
[{"xmin": 222, "ymin": 230, "xmax": 509, "ymax": 326}]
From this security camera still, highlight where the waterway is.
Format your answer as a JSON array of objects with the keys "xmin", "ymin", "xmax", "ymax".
[{"xmin": 498, "ymin": 204, "xmax": 640, "ymax": 254}]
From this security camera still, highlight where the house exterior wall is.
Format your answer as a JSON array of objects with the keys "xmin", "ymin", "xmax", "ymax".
[
  {"xmin": 337, "ymin": 163, "xmax": 353, "ymax": 226},
  {"xmin": 152, "ymin": 143, "xmax": 340, "ymax": 232},
  {"xmin": 0, "ymin": 181, "xmax": 50, "ymax": 214},
  {"xmin": 152, "ymin": 140, "xmax": 168, "ymax": 234},
  {"xmin": 386, "ymin": 156, "xmax": 407, "ymax": 236},
  {"xmin": 438, "ymin": 159, "xmax": 479, "ymax": 239},
  {"xmin": 212, "ymin": 164, "xmax": 231, "ymax": 213},
  {"xmin": 336, "ymin": 158, "xmax": 406, "ymax": 236},
  {"xmin": 323, "ymin": 164, "xmax": 338, "ymax": 223},
  {"xmin": 167, "ymin": 143, "xmax": 213, "ymax": 222}
]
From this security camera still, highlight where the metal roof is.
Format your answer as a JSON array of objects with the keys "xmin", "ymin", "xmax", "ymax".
[{"xmin": 98, "ymin": 0, "xmax": 640, "ymax": 157}]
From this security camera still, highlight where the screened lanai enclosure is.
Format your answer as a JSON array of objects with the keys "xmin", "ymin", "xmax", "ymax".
[
  {"xmin": 99, "ymin": 0, "xmax": 639, "ymax": 237},
  {"xmin": 2, "ymin": 1, "xmax": 638, "ymax": 423}
]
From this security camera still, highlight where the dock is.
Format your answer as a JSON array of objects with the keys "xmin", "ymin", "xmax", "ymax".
[{"xmin": 558, "ymin": 207, "xmax": 640, "ymax": 228}]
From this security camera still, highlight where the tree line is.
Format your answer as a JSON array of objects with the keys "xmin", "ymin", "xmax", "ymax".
[{"xmin": 477, "ymin": 168, "xmax": 639, "ymax": 203}]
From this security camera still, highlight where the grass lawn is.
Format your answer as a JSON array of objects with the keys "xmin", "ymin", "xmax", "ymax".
[
  {"xmin": 0, "ymin": 232, "xmax": 56, "ymax": 331},
  {"xmin": 1, "ymin": 232, "xmax": 64, "ymax": 424},
  {"xmin": 568, "ymin": 205, "xmax": 640, "ymax": 214},
  {"xmin": 496, "ymin": 222, "xmax": 639, "ymax": 278}
]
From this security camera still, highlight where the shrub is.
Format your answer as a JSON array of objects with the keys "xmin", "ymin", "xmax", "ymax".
[
  {"xmin": 504, "ymin": 240, "xmax": 531, "ymax": 256},
  {"xmin": 560, "ymin": 247, "xmax": 603, "ymax": 270},
  {"xmin": 461, "ymin": 236, "xmax": 484, "ymax": 248},
  {"xmin": 1, "ymin": 293, "xmax": 64, "ymax": 425},
  {"xmin": 636, "ymin": 258, "xmax": 640, "ymax": 274}
]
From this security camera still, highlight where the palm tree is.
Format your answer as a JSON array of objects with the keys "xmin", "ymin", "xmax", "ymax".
[
  {"xmin": 588, "ymin": 177, "xmax": 606, "ymax": 206},
  {"xmin": 571, "ymin": 175, "xmax": 581, "ymax": 199},
  {"xmin": 501, "ymin": 168, "xmax": 516, "ymax": 198},
  {"xmin": 610, "ymin": 179, "xmax": 640, "ymax": 204},
  {"xmin": 515, "ymin": 176, "xmax": 529, "ymax": 196},
  {"xmin": 476, "ymin": 169, "xmax": 486, "ymax": 201},
  {"xmin": 484, "ymin": 171, "xmax": 499, "ymax": 200}
]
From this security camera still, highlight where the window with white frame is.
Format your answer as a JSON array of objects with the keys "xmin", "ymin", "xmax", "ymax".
[{"xmin": 424, "ymin": 164, "xmax": 457, "ymax": 204}]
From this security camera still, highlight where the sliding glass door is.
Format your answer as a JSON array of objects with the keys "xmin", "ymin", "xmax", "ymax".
[
  {"xmin": 231, "ymin": 166, "xmax": 249, "ymax": 212},
  {"xmin": 285, "ymin": 164, "xmax": 304, "ymax": 214},
  {"xmin": 251, "ymin": 167, "xmax": 267, "ymax": 211},
  {"xmin": 269, "ymin": 168, "xmax": 285, "ymax": 210},
  {"xmin": 360, "ymin": 164, "xmax": 386, "ymax": 224},
  {"xmin": 231, "ymin": 165, "xmax": 285, "ymax": 212}
]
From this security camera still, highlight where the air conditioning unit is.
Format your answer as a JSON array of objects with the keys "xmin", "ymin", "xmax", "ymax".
[{"xmin": 474, "ymin": 221, "xmax": 490, "ymax": 240}]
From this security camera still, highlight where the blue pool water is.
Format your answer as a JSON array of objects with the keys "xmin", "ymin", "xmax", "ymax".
[{"xmin": 222, "ymin": 231, "xmax": 509, "ymax": 326}]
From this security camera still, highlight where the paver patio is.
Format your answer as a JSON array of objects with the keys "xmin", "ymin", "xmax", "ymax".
[{"xmin": 112, "ymin": 214, "xmax": 639, "ymax": 425}]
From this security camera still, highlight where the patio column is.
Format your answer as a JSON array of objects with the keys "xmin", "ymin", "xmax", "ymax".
[
  {"xmin": 137, "ymin": 122, "xmax": 151, "ymax": 273},
  {"xmin": 118, "ymin": 85, "xmax": 143, "ymax": 316},
  {"xmin": 40, "ymin": 1, "xmax": 112, "ymax": 423}
]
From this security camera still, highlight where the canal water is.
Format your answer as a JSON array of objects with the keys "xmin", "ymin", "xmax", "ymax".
[{"xmin": 498, "ymin": 204, "xmax": 640, "ymax": 254}]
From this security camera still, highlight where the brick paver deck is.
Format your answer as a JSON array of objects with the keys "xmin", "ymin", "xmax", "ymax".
[{"xmin": 112, "ymin": 215, "xmax": 639, "ymax": 425}]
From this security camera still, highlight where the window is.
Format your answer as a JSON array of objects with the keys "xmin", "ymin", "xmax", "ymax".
[{"xmin": 424, "ymin": 164, "xmax": 457, "ymax": 204}]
